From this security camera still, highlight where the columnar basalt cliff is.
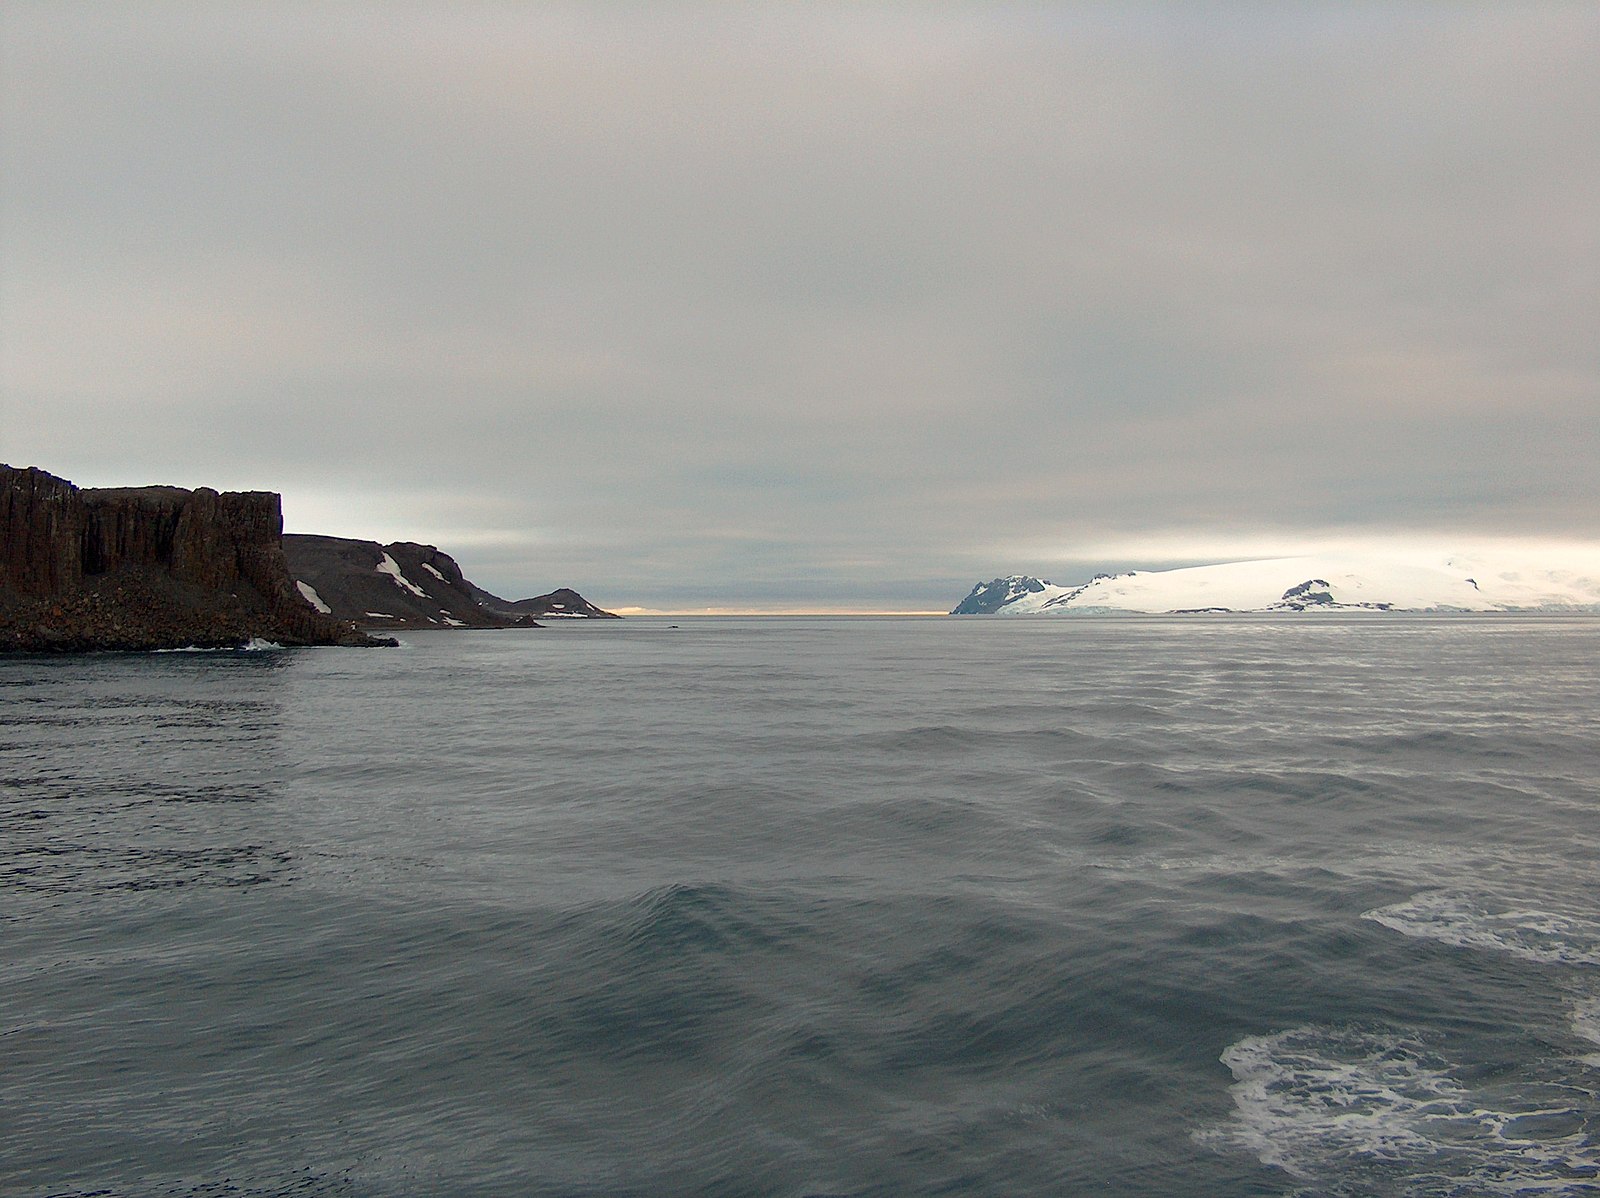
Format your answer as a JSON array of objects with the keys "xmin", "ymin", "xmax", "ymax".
[{"xmin": 1, "ymin": 465, "xmax": 389, "ymax": 652}]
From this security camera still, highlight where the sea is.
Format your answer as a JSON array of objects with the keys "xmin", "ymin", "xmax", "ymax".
[{"xmin": 4, "ymin": 614, "xmax": 1599, "ymax": 1198}]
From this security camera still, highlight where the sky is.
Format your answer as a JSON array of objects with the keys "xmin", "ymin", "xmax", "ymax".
[{"xmin": 2, "ymin": 3, "xmax": 1596, "ymax": 613}]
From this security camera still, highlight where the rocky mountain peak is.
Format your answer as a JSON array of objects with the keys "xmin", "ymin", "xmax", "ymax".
[{"xmin": 950, "ymin": 575, "xmax": 1052, "ymax": 615}]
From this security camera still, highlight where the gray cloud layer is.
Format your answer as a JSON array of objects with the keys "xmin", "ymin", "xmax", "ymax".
[{"xmin": 4, "ymin": 3, "xmax": 1596, "ymax": 609}]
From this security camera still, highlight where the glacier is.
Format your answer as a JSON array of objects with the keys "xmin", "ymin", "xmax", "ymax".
[{"xmin": 952, "ymin": 553, "xmax": 1600, "ymax": 615}]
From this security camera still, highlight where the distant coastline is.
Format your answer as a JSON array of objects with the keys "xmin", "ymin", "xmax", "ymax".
[
  {"xmin": 0, "ymin": 464, "xmax": 619, "ymax": 652},
  {"xmin": 953, "ymin": 555, "xmax": 1600, "ymax": 616}
]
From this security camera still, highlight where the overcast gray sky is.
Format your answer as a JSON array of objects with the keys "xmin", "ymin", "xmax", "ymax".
[{"xmin": 3, "ymin": 3, "xmax": 1596, "ymax": 611}]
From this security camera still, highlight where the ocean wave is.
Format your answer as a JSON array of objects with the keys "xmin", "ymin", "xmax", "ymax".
[
  {"xmin": 1571, "ymin": 996, "xmax": 1600, "ymax": 1068},
  {"xmin": 1201, "ymin": 1024, "xmax": 1600, "ymax": 1193},
  {"xmin": 1361, "ymin": 892, "xmax": 1600, "ymax": 966}
]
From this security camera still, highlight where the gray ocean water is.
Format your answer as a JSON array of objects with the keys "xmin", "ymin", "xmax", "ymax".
[{"xmin": 4, "ymin": 615, "xmax": 1600, "ymax": 1197}]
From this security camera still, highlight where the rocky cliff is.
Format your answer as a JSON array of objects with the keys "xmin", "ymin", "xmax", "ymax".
[{"xmin": 1, "ymin": 465, "xmax": 388, "ymax": 652}]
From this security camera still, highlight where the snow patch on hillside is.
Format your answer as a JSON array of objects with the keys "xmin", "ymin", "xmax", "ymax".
[
  {"xmin": 377, "ymin": 552, "xmax": 429, "ymax": 597},
  {"xmin": 295, "ymin": 580, "xmax": 332, "ymax": 614}
]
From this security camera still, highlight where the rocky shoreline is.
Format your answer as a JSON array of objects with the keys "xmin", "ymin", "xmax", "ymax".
[{"xmin": 1, "ymin": 465, "xmax": 390, "ymax": 653}]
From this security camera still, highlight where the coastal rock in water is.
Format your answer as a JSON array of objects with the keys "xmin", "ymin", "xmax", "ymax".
[{"xmin": 0, "ymin": 464, "xmax": 388, "ymax": 652}]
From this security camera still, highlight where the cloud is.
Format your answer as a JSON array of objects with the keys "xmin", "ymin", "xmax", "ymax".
[{"xmin": 3, "ymin": 3, "xmax": 1596, "ymax": 610}]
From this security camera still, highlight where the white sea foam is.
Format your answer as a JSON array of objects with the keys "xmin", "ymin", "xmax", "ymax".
[
  {"xmin": 153, "ymin": 638, "xmax": 284, "ymax": 653},
  {"xmin": 1570, "ymin": 997, "xmax": 1600, "ymax": 1068},
  {"xmin": 1204, "ymin": 1026, "xmax": 1463, "ymax": 1175},
  {"xmin": 1573, "ymin": 998, "xmax": 1600, "ymax": 1048},
  {"xmin": 1361, "ymin": 892, "xmax": 1600, "ymax": 966},
  {"xmin": 1202, "ymin": 1025, "xmax": 1600, "ymax": 1191}
]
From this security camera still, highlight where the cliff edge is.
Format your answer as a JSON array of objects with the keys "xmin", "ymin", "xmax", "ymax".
[{"xmin": 1, "ymin": 465, "xmax": 390, "ymax": 652}]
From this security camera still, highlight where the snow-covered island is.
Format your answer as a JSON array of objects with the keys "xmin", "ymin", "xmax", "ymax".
[{"xmin": 952, "ymin": 553, "xmax": 1600, "ymax": 615}]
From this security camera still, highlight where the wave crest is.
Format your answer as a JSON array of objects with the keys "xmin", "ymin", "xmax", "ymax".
[
  {"xmin": 1361, "ymin": 892, "xmax": 1600, "ymax": 966},
  {"xmin": 1201, "ymin": 1024, "xmax": 1600, "ymax": 1192}
]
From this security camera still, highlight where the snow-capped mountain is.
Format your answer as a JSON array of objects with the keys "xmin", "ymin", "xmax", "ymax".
[
  {"xmin": 951, "ymin": 553, "xmax": 1600, "ymax": 615},
  {"xmin": 950, "ymin": 575, "xmax": 1051, "ymax": 614}
]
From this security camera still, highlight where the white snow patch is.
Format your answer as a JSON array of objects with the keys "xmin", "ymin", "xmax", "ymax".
[
  {"xmin": 296, "ymin": 580, "xmax": 332, "ymax": 614},
  {"xmin": 364, "ymin": 612, "xmax": 394, "ymax": 619},
  {"xmin": 376, "ymin": 553, "xmax": 428, "ymax": 597},
  {"xmin": 421, "ymin": 563, "xmax": 446, "ymax": 582}
]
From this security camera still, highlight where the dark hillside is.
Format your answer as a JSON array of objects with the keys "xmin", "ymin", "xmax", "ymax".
[{"xmin": 283, "ymin": 535, "xmax": 539, "ymax": 630}]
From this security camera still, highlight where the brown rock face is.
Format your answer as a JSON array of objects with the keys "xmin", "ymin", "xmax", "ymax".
[
  {"xmin": 1, "ymin": 465, "xmax": 87, "ymax": 596},
  {"xmin": 1, "ymin": 464, "xmax": 390, "ymax": 652}
]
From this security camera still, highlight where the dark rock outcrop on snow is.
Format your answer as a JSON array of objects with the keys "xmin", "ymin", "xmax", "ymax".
[
  {"xmin": 284, "ymin": 535, "xmax": 550, "ymax": 629},
  {"xmin": 1, "ymin": 465, "xmax": 388, "ymax": 652},
  {"xmin": 951, "ymin": 576, "xmax": 1051, "ymax": 615},
  {"xmin": 1271, "ymin": 578, "xmax": 1392, "ymax": 612}
]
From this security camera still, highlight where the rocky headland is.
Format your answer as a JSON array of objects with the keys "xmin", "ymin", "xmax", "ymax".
[
  {"xmin": 284, "ymin": 535, "xmax": 539, "ymax": 630},
  {"xmin": 1, "ymin": 465, "xmax": 389, "ymax": 652},
  {"xmin": 282, "ymin": 535, "xmax": 618, "ymax": 629},
  {"xmin": 473, "ymin": 585, "xmax": 620, "ymax": 621}
]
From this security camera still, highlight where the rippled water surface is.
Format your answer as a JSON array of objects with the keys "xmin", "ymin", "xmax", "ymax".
[{"xmin": 4, "ymin": 615, "xmax": 1599, "ymax": 1196}]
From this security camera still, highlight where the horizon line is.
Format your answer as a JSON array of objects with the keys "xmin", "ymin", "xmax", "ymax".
[{"xmin": 609, "ymin": 608, "xmax": 951, "ymax": 618}]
